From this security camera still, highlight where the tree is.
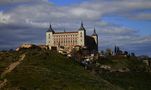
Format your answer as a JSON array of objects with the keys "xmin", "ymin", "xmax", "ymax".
[
  {"xmin": 131, "ymin": 53, "xmax": 135, "ymax": 57},
  {"xmin": 114, "ymin": 46, "xmax": 121, "ymax": 55},
  {"xmin": 124, "ymin": 51, "xmax": 128, "ymax": 55},
  {"xmin": 106, "ymin": 48, "xmax": 112, "ymax": 56},
  {"xmin": 101, "ymin": 50, "xmax": 105, "ymax": 55},
  {"xmin": 114, "ymin": 46, "xmax": 117, "ymax": 55}
]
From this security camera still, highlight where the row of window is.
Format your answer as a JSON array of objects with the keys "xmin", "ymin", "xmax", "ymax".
[
  {"xmin": 48, "ymin": 36, "xmax": 78, "ymax": 39},
  {"xmin": 54, "ymin": 40, "xmax": 77, "ymax": 44},
  {"xmin": 54, "ymin": 38, "xmax": 77, "ymax": 41},
  {"xmin": 48, "ymin": 33, "xmax": 83, "ymax": 38},
  {"xmin": 54, "ymin": 41, "xmax": 77, "ymax": 46},
  {"xmin": 54, "ymin": 34, "xmax": 78, "ymax": 38}
]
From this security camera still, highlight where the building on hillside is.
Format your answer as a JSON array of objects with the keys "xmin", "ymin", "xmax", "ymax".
[
  {"xmin": 46, "ymin": 22, "xmax": 98, "ymax": 53},
  {"xmin": 16, "ymin": 44, "xmax": 49, "ymax": 51}
]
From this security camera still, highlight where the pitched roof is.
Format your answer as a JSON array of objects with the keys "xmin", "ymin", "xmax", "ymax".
[
  {"xmin": 92, "ymin": 28, "xmax": 97, "ymax": 36},
  {"xmin": 78, "ymin": 21, "xmax": 86, "ymax": 31},
  {"xmin": 47, "ymin": 24, "xmax": 55, "ymax": 33}
]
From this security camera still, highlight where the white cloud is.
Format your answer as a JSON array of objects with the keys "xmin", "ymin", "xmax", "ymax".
[
  {"xmin": 0, "ymin": 0, "xmax": 48, "ymax": 5},
  {"xmin": 0, "ymin": 0, "xmax": 151, "ymax": 55},
  {"xmin": 133, "ymin": 13, "xmax": 151, "ymax": 20},
  {"xmin": 0, "ymin": 11, "xmax": 12, "ymax": 24},
  {"xmin": 25, "ymin": 19, "xmax": 49, "ymax": 28},
  {"xmin": 2, "ymin": 0, "xmax": 151, "ymax": 25}
]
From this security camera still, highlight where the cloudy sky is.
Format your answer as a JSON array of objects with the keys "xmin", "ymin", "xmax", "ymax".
[{"xmin": 0, "ymin": 0, "xmax": 151, "ymax": 56}]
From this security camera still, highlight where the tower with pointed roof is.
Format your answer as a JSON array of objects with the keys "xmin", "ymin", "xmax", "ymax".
[
  {"xmin": 92, "ymin": 28, "xmax": 98, "ymax": 51},
  {"xmin": 77, "ymin": 21, "xmax": 86, "ymax": 47},
  {"xmin": 46, "ymin": 24, "xmax": 55, "ymax": 49}
]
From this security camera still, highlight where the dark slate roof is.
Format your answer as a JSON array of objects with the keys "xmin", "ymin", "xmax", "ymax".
[
  {"xmin": 78, "ymin": 22, "xmax": 86, "ymax": 31},
  {"xmin": 47, "ymin": 24, "xmax": 55, "ymax": 32},
  {"xmin": 92, "ymin": 28, "xmax": 97, "ymax": 36}
]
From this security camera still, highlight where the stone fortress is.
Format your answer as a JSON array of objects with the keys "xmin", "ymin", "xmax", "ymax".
[{"xmin": 46, "ymin": 22, "xmax": 98, "ymax": 53}]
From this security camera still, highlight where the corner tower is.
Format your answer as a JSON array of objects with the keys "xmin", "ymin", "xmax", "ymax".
[
  {"xmin": 78, "ymin": 21, "xmax": 86, "ymax": 47},
  {"xmin": 92, "ymin": 28, "xmax": 98, "ymax": 51},
  {"xmin": 46, "ymin": 24, "xmax": 55, "ymax": 49}
]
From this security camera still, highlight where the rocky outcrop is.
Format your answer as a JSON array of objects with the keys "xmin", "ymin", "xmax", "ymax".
[
  {"xmin": 16, "ymin": 44, "xmax": 49, "ymax": 51},
  {"xmin": 38, "ymin": 45, "xmax": 49, "ymax": 50},
  {"xmin": 100, "ymin": 65, "xmax": 130, "ymax": 72}
]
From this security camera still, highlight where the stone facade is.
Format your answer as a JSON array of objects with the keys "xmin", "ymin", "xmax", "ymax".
[{"xmin": 46, "ymin": 22, "xmax": 98, "ymax": 52}]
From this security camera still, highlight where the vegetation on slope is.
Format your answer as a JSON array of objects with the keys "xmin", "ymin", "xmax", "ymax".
[
  {"xmin": 0, "ymin": 51, "xmax": 20, "ymax": 75},
  {"xmin": 2, "ymin": 49, "xmax": 120, "ymax": 90},
  {"xmin": 0, "ymin": 49, "xmax": 151, "ymax": 90},
  {"xmin": 100, "ymin": 72, "xmax": 151, "ymax": 90},
  {"xmin": 97, "ymin": 56, "xmax": 151, "ymax": 90},
  {"xmin": 98, "ymin": 56, "xmax": 149, "ymax": 72}
]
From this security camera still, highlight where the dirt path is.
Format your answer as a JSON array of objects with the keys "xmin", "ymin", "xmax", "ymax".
[
  {"xmin": 1, "ymin": 54, "xmax": 25, "ymax": 78},
  {"xmin": 0, "ymin": 54, "xmax": 26, "ymax": 89},
  {"xmin": 0, "ymin": 79, "xmax": 7, "ymax": 89}
]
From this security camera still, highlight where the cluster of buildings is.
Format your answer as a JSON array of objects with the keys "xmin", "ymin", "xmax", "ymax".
[
  {"xmin": 15, "ymin": 22, "xmax": 99, "ymax": 61},
  {"xmin": 46, "ymin": 22, "xmax": 98, "ymax": 53}
]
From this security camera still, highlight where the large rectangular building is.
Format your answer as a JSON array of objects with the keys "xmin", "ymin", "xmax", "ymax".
[{"xmin": 46, "ymin": 22, "xmax": 98, "ymax": 52}]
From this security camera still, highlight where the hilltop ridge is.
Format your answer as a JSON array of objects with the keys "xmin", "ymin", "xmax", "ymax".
[
  {"xmin": 0, "ymin": 49, "xmax": 122, "ymax": 90},
  {"xmin": 0, "ymin": 49, "xmax": 151, "ymax": 90}
]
